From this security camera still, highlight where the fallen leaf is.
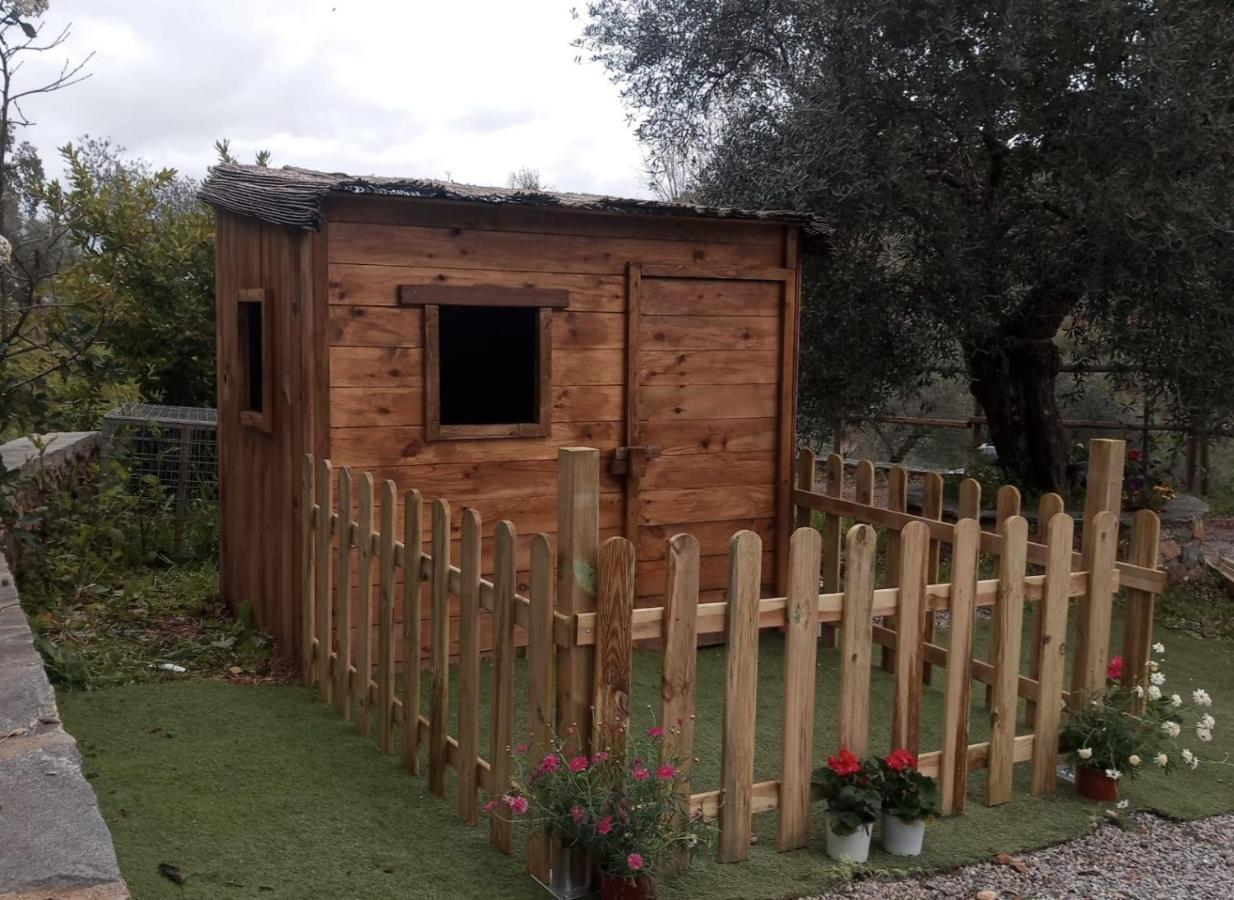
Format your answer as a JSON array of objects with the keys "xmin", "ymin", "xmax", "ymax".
[
  {"xmin": 993, "ymin": 853, "xmax": 1031, "ymax": 874},
  {"xmin": 976, "ymin": 890, "xmax": 998, "ymax": 900},
  {"xmin": 158, "ymin": 862, "xmax": 186, "ymax": 885},
  {"xmin": 229, "ymin": 666, "xmax": 243, "ymax": 675}
]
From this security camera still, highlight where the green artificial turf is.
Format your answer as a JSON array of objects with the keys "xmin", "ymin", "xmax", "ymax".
[{"xmin": 60, "ymin": 600, "xmax": 1234, "ymax": 900}]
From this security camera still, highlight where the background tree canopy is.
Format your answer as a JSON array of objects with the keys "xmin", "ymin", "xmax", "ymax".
[{"xmin": 579, "ymin": 0, "xmax": 1234, "ymax": 492}]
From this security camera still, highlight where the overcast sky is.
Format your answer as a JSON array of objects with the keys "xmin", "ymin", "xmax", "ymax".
[{"xmin": 19, "ymin": 0, "xmax": 652, "ymax": 197}]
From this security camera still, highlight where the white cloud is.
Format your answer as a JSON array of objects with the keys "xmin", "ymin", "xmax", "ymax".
[{"xmin": 18, "ymin": 0, "xmax": 650, "ymax": 196}]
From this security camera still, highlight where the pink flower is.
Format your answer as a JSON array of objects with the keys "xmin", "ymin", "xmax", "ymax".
[
  {"xmin": 504, "ymin": 794, "xmax": 528, "ymax": 816},
  {"xmin": 569, "ymin": 755, "xmax": 589, "ymax": 773},
  {"xmin": 514, "ymin": 743, "xmax": 528, "ymax": 755},
  {"xmin": 632, "ymin": 766, "xmax": 650, "ymax": 782},
  {"xmin": 647, "ymin": 726, "xmax": 665, "ymax": 738},
  {"xmin": 596, "ymin": 815, "xmax": 613, "ymax": 835},
  {"xmin": 570, "ymin": 804, "xmax": 588, "ymax": 824},
  {"xmin": 656, "ymin": 763, "xmax": 677, "ymax": 780},
  {"xmin": 482, "ymin": 799, "xmax": 497, "ymax": 813},
  {"xmin": 591, "ymin": 751, "xmax": 610, "ymax": 764},
  {"xmin": 536, "ymin": 753, "xmax": 561, "ymax": 776},
  {"xmin": 1107, "ymin": 655, "xmax": 1125, "ymax": 681},
  {"xmin": 627, "ymin": 853, "xmax": 644, "ymax": 872}
]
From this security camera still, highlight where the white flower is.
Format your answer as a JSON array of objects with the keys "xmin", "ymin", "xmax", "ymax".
[
  {"xmin": 1128, "ymin": 754, "xmax": 1142, "ymax": 767},
  {"xmin": 1190, "ymin": 756, "xmax": 1200, "ymax": 770},
  {"xmin": 1171, "ymin": 694, "xmax": 1183, "ymax": 708},
  {"xmin": 1193, "ymin": 689, "xmax": 1213, "ymax": 707},
  {"xmin": 1152, "ymin": 642, "xmax": 1166, "ymax": 655},
  {"xmin": 0, "ymin": 235, "xmax": 11, "ymax": 267},
  {"xmin": 1148, "ymin": 685, "xmax": 1162, "ymax": 701},
  {"xmin": 1150, "ymin": 672, "xmax": 1167, "ymax": 686},
  {"xmin": 1104, "ymin": 768, "xmax": 1122, "ymax": 780},
  {"xmin": 1149, "ymin": 660, "xmax": 1160, "ymax": 672},
  {"xmin": 1155, "ymin": 753, "xmax": 1169, "ymax": 768},
  {"xmin": 1116, "ymin": 799, "xmax": 1130, "ymax": 809},
  {"xmin": 1078, "ymin": 747, "xmax": 1093, "ymax": 760},
  {"xmin": 1197, "ymin": 727, "xmax": 1213, "ymax": 743},
  {"xmin": 1133, "ymin": 685, "xmax": 1145, "ymax": 698},
  {"xmin": 1181, "ymin": 748, "xmax": 1195, "ymax": 764},
  {"xmin": 1201, "ymin": 713, "xmax": 1216, "ymax": 730},
  {"xmin": 1162, "ymin": 721, "xmax": 1181, "ymax": 738}
]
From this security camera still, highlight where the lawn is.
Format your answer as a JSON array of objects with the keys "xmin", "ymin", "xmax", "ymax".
[{"xmin": 60, "ymin": 599, "xmax": 1234, "ymax": 900}]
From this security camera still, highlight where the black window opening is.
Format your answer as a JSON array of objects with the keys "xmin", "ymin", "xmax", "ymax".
[
  {"xmin": 238, "ymin": 297, "xmax": 265, "ymax": 413},
  {"xmin": 438, "ymin": 304, "xmax": 539, "ymax": 426}
]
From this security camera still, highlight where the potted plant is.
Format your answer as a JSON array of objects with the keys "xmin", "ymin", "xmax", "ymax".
[
  {"xmin": 1122, "ymin": 448, "xmax": 1176, "ymax": 512},
  {"xmin": 876, "ymin": 748, "xmax": 939, "ymax": 856},
  {"xmin": 1060, "ymin": 645, "xmax": 1216, "ymax": 801},
  {"xmin": 812, "ymin": 748, "xmax": 880, "ymax": 863},
  {"xmin": 490, "ymin": 723, "xmax": 714, "ymax": 900}
]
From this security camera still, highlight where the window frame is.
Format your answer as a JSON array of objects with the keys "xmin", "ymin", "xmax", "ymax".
[
  {"xmin": 400, "ymin": 284, "xmax": 567, "ymax": 441},
  {"xmin": 237, "ymin": 287, "xmax": 273, "ymax": 433}
]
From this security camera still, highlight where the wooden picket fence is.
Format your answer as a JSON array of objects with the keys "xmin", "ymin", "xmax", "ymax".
[{"xmin": 298, "ymin": 439, "xmax": 1165, "ymax": 869}]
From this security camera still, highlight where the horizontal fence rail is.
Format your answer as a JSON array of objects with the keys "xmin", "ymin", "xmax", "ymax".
[{"xmin": 297, "ymin": 437, "xmax": 1162, "ymax": 866}]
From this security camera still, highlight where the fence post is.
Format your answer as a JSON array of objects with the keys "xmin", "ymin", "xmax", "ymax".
[
  {"xmin": 838, "ymin": 524, "xmax": 876, "ymax": 757},
  {"xmin": 1122, "ymin": 509, "xmax": 1162, "ymax": 708},
  {"xmin": 794, "ymin": 447, "xmax": 815, "ymax": 529},
  {"xmin": 819, "ymin": 453, "xmax": 844, "ymax": 647},
  {"xmin": 985, "ymin": 485, "xmax": 1022, "ymax": 711},
  {"xmin": 1071, "ymin": 439, "xmax": 1125, "ymax": 706},
  {"xmin": 718, "ymin": 530, "xmax": 762, "ymax": 864},
  {"xmin": 880, "ymin": 466, "xmax": 908, "ymax": 672},
  {"xmin": 891, "ymin": 521, "xmax": 928, "ymax": 754},
  {"xmin": 778, "ymin": 527, "xmax": 822, "ymax": 852},
  {"xmin": 556, "ymin": 448, "xmax": 600, "ymax": 754},
  {"xmin": 987, "ymin": 516, "xmax": 1028, "ymax": 806},
  {"xmin": 660, "ymin": 534, "xmax": 699, "ymax": 799},
  {"xmin": 1074, "ymin": 510, "xmax": 1120, "ymax": 702},
  {"xmin": 315, "ymin": 458, "xmax": 334, "ymax": 703},
  {"xmin": 939, "ymin": 519, "xmax": 979, "ymax": 815},
  {"xmin": 1031, "ymin": 512, "xmax": 1074, "ymax": 795},
  {"xmin": 301, "ymin": 455, "xmax": 316, "ymax": 682},
  {"xmin": 594, "ymin": 537, "xmax": 635, "ymax": 751}
]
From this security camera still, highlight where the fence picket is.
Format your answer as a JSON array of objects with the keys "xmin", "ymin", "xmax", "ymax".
[
  {"xmin": 880, "ymin": 466, "xmax": 908, "ymax": 672},
  {"xmin": 526, "ymin": 533, "xmax": 555, "ymax": 880},
  {"xmin": 921, "ymin": 471, "xmax": 944, "ymax": 684},
  {"xmin": 1025, "ymin": 492, "xmax": 1065, "ymax": 726},
  {"xmin": 428, "ymin": 498, "xmax": 451, "ymax": 798},
  {"xmin": 489, "ymin": 520, "xmax": 517, "ymax": 854},
  {"xmin": 1073, "ymin": 510, "xmax": 1120, "ymax": 703},
  {"xmin": 315, "ymin": 458, "xmax": 334, "ymax": 703},
  {"xmin": 987, "ymin": 516, "xmax": 1028, "ymax": 806},
  {"xmin": 718, "ymin": 530, "xmax": 762, "ymax": 864},
  {"xmin": 794, "ymin": 447, "xmax": 815, "ymax": 529},
  {"xmin": 855, "ymin": 460, "xmax": 875, "ymax": 505},
  {"xmin": 401, "ymin": 489, "xmax": 423, "ymax": 774},
  {"xmin": 301, "ymin": 455, "xmax": 316, "ymax": 682},
  {"xmin": 819, "ymin": 453, "xmax": 844, "ymax": 647},
  {"xmin": 1031, "ymin": 513, "xmax": 1074, "ymax": 795},
  {"xmin": 838, "ymin": 524, "xmax": 876, "ymax": 757},
  {"xmin": 940, "ymin": 518, "xmax": 979, "ymax": 814},
  {"xmin": 1122, "ymin": 510, "xmax": 1162, "ymax": 707},
  {"xmin": 594, "ymin": 537, "xmax": 636, "ymax": 750},
  {"xmin": 457, "ymin": 508, "xmax": 483, "ymax": 824},
  {"xmin": 334, "ymin": 468, "xmax": 354, "ymax": 718},
  {"xmin": 957, "ymin": 478, "xmax": 981, "ymax": 521},
  {"xmin": 378, "ymin": 481, "xmax": 397, "ymax": 753},
  {"xmin": 891, "ymin": 521, "xmax": 928, "ymax": 753},
  {"xmin": 778, "ymin": 527, "xmax": 823, "ymax": 852},
  {"xmin": 985, "ymin": 485, "xmax": 1023, "ymax": 709},
  {"xmin": 660, "ymin": 534, "xmax": 699, "ymax": 835},
  {"xmin": 355, "ymin": 474, "xmax": 374, "ymax": 733}
]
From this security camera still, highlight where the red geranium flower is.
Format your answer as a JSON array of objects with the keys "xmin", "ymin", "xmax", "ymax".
[
  {"xmin": 1107, "ymin": 655, "xmax": 1124, "ymax": 681},
  {"xmin": 828, "ymin": 748, "xmax": 861, "ymax": 777},
  {"xmin": 1128, "ymin": 449, "xmax": 1142, "ymax": 462},
  {"xmin": 884, "ymin": 748, "xmax": 917, "ymax": 772}
]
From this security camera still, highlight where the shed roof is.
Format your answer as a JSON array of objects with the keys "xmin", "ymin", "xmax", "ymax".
[{"xmin": 198, "ymin": 164, "xmax": 829, "ymax": 245}]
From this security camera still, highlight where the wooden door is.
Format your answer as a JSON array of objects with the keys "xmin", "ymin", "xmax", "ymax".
[{"xmin": 619, "ymin": 263, "xmax": 788, "ymax": 602}]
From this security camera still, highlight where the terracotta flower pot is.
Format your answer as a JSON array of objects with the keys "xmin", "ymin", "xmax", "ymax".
[
  {"xmin": 600, "ymin": 872, "xmax": 653, "ymax": 900},
  {"xmin": 1076, "ymin": 766, "xmax": 1119, "ymax": 801}
]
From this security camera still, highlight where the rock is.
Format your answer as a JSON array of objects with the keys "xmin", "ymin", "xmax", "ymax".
[{"xmin": 976, "ymin": 891, "xmax": 998, "ymax": 900}]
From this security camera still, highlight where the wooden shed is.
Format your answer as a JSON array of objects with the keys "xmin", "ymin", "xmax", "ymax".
[{"xmin": 199, "ymin": 164, "xmax": 823, "ymax": 661}]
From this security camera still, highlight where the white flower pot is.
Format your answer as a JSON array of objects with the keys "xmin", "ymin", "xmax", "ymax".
[
  {"xmin": 880, "ymin": 813, "xmax": 925, "ymax": 857},
  {"xmin": 825, "ymin": 822, "xmax": 872, "ymax": 863}
]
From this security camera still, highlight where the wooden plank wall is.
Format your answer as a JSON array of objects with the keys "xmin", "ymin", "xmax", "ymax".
[
  {"xmin": 216, "ymin": 211, "xmax": 325, "ymax": 661},
  {"xmin": 321, "ymin": 195, "xmax": 795, "ymax": 659}
]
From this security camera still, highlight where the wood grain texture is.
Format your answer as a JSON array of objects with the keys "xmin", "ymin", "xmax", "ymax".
[
  {"xmin": 623, "ymin": 263, "xmax": 643, "ymax": 543},
  {"xmin": 594, "ymin": 537, "xmax": 636, "ymax": 749},
  {"xmin": 880, "ymin": 466, "xmax": 908, "ymax": 672},
  {"xmin": 556, "ymin": 448, "xmax": 600, "ymax": 753},
  {"xmin": 641, "ymin": 278, "xmax": 782, "ymax": 316},
  {"xmin": 334, "ymin": 468, "xmax": 354, "ymax": 718},
  {"xmin": 1072, "ymin": 440, "xmax": 1125, "ymax": 704},
  {"xmin": 525, "ymin": 533, "xmax": 555, "ymax": 880},
  {"xmin": 640, "ymin": 315, "xmax": 780, "ymax": 352},
  {"xmin": 987, "ymin": 516, "xmax": 1028, "ymax": 806},
  {"xmin": 1031, "ymin": 513, "xmax": 1075, "ymax": 795},
  {"xmin": 639, "ymin": 350, "xmax": 780, "ymax": 385},
  {"xmin": 400, "ymin": 489, "xmax": 423, "ymax": 774},
  {"xmin": 940, "ymin": 518, "xmax": 980, "ymax": 814},
  {"xmin": 398, "ymin": 282, "xmax": 569, "ymax": 308},
  {"xmin": 794, "ymin": 448, "xmax": 815, "ymax": 529},
  {"xmin": 778, "ymin": 527, "xmax": 822, "ymax": 851},
  {"xmin": 428, "ymin": 498, "xmax": 451, "ymax": 798},
  {"xmin": 718, "ymin": 530, "xmax": 762, "ymax": 863},
  {"xmin": 957, "ymin": 478, "xmax": 981, "ymax": 520},
  {"xmin": 921, "ymin": 471, "xmax": 944, "ymax": 684},
  {"xmin": 300, "ymin": 456, "xmax": 315, "ymax": 680},
  {"xmin": 640, "ymin": 383, "xmax": 777, "ymax": 421},
  {"xmin": 892, "ymin": 521, "xmax": 929, "ymax": 754},
  {"xmin": 819, "ymin": 453, "xmax": 844, "ymax": 647},
  {"xmin": 354, "ymin": 474, "xmax": 374, "ymax": 733},
  {"xmin": 1122, "ymin": 509, "xmax": 1162, "ymax": 704},
  {"xmin": 1073, "ymin": 510, "xmax": 1120, "ymax": 703},
  {"xmin": 838, "ymin": 524, "xmax": 876, "ymax": 757},
  {"xmin": 489, "ymin": 520, "xmax": 517, "ymax": 854},
  {"xmin": 315, "ymin": 459, "xmax": 334, "ymax": 703},
  {"xmin": 660, "ymin": 534, "xmax": 699, "ymax": 792},
  {"xmin": 377, "ymin": 479, "xmax": 397, "ymax": 753},
  {"xmin": 639, "ymin": 418, "xmax": 777, "ymax": 457},
  {"xmin": 1025, "ymin": 492, "xmax": 1065, "ymax": 727},
  {"xmin": 457, "ymin": 508, "xmax": 483, "ymax": 823}
]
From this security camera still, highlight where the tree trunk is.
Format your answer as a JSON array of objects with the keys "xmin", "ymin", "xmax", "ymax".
[{"xmin": 966, "ymin": 337, "xmax": 1070, "ymax": 493}]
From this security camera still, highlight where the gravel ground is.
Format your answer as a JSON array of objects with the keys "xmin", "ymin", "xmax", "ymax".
[{"xmin": 820, "ymin": 812, "xmax": 1234, "ymax": 899}]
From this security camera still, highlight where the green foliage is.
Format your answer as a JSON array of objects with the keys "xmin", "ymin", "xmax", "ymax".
[{"xmin": 578, "ymin": 1, "xmax": 1234, "ymax": 490}]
